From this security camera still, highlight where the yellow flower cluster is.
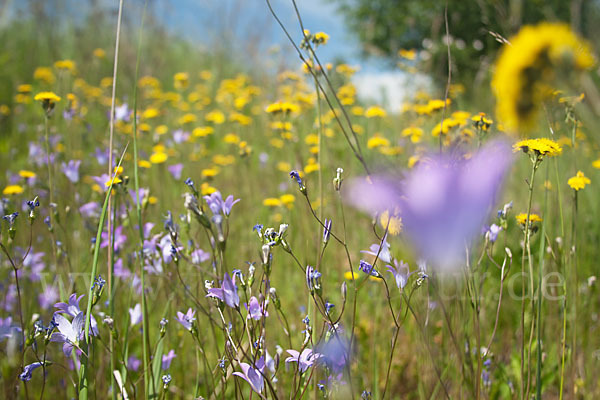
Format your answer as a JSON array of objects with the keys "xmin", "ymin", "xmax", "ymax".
[
  {"xmin": 513, "ymin": 138, "xmax": 562, "ymax": 157},
  {"xmin": 515, "ymin": 213, "xmax": 543, "ymax": 225},
  {"xmin": 492, "ymin": 23, "xmax": 595, "ymax": 132},
  {"xmin": 567, "ymin": 170, "xmax": 590, "ymax": 191}
]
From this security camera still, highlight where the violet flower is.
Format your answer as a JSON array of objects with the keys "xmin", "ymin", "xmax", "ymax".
[
  {"xmin": 0, "ymin": 316, "xmax": 21, "ymax": 341},
  {"xmin": 347, "ymin": 140, "xmax": 513, "ymax": 270},
  {"xmin": 203, "ymin": 191, "xmax": 240, "ymax": 216},
  {"xmin": 233, "ymin": 357, "xmax": 265, "ymax": 394},
  {"xmin": 285, "ymin": 348, "xmax": 322, "ymax": 373},
  {"xmin": 61, "ymin": 160, "xmax": 81, "ymax": 183},
  {"xmin": 167, "ymin": 163, "xmax": 184, "ymax": 180},
  {"xmin": 175, "ymin": 308, "xmax": 196, "ymax": 331},
  {"xmin": 50, "ymin": 313, "xmax": 84, "ymax": 357},
  {"xmin": 245, "ymin": 296, "xmax": 268, "ymax": 320},
  {"xmin": 360, "ymin": 235, "xmax": 391, "ymax": 264},
  {"xmin": 206, "ymin": 273, "xmax": 239, "ymax": 309},
  {"xmin": 79, "ymin": 202, "xmax": 100, "ymax": 219},
  {"xmin": 162, "ymin": 349, "xmax": 176, "ymax": 370},
  {"xmin": 20, "ymin": 362, "xmax": 45, "ymax": 382},
  {"xmin": 386, "ymin": 260, "xmax": 411, "ymax": 289},
  {"xmin": 54, "ymin": 293, "xmax": 98, "ymax": 336},
  {"xmin": 38, "ymin": 285, "xmax": 59, "ymax": 309}
]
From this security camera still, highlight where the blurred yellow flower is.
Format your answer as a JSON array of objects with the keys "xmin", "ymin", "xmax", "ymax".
[
  {"xmin": 367, "ymin": 134, "xmax": 390, "ymax": 149},
  {"xmin": 364, "ymin": 106, "xmax": 386, "ymax": 118},
  {"xmin": 34, "ymin": 91, "xmax": 61, "ymax": 103},
  {"xmin": 263, "ymin": 197, "xmax": 282, "ymax": 207},
  {"xmin": 138, "ymin": 160, "xmax": 151, "ymax": 169},
  {"xmin": 54, "ymin": 60, "xmax": 76, "ymax": 72},
  {"xmin": 206, "ymin": 110, "xmax": 226, "ymax": 124},
  {"xmin": 492, "ymin": 23, "xmax": 594, "ymax": 132},
  {"xmin": 19, "ymin": 170, "xmax": 36, "ymax": 179},
  {"xmin": 17, "ymin": 84, "xmax": 32, "ymax": 93},
  {"xmin": 93, "ymin": 48, "xmax": 106, "ymax": 58},
  {"xmin": 3, "ymin": 185, "xmax": 24, "ymax": 195},
  {"xmin": 202, "ymin": 168, "xmax": 219, "ymax": 178},
  {"xmin": 223, "ymin": 133, "xmax": 240, "ymax": 144},
  {"xmin": 568, "ymin": 171, "xmax": 590, "ymax": 191},
  {"xmin": 33, "ymin": 67, "xmax": 55, "ymax": 84},
  {"xmin": 516, "ymin": 213, "xmax": 542, "ymax": 225},
  {"xmin": 142, "ymin": 108, "xmax": 160, "ymax": 119},
  {"xmin": 379, "ymin": 211, "xmax": 402, "ymax": 235},
  {"xmin": 150, "ymin": 152, "xmax": 168, "ymax": 164},
  {"xmin": 193, "ymin": 126, "xmax": 214, "ymax": 137},
  {"xmin": 280, "ymin": 194, "xmax": 295, "ymax": 206}
]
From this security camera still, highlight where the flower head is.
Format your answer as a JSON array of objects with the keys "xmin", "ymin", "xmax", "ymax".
[
  {"xmin": 20, "ymin": 362, "xmax": 46, "ymax": 382},
  {"xmin": 285, "ymin": 348, "xmax": 322, "ymax": 373},
  {"xmin": 567, "ymin": 170, "xmax": 590, "ymax": 191},
  {"xmin": 50, "ymin": 312, "xmax": 84, "ymax": 357},
  {"xmin": 386, "ymin": 260, "xmax": 411, "ymax": 289},
  {"xmin": 513, "ymin": 138, "xmax": 562, "ymax": 158},
  {"xmin": 347, "ymin": 140, "xmax": 513, "ymax": 270},
  {"xmin": 233, "ymin": 358, "xmax": 265, "ymax": 394},
  {"xmin": 206, "ymin": 273, "xmax": 239, "ymax": 309},
  {"xmin": 175, "ymin": 308, "xmax": 196, "ymax": 331},
  {"xmin": 492, "ymin": 23, "xmax": 594, "ymax": 132}
]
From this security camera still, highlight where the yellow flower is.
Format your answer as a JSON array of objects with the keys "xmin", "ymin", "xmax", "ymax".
[
  {"xmin": 142, "ymin": 108, "xmax": 160, "ymax": 119},
  {"xmin": 471, "ymin": 112, "xmax": 493, "ymax": 130},
  {"xmin": 206, "ymin": 110, "xmax": 225, "ymax": 124},
  {"xmin": 265, "ymin": 102, "xmax": 300, "ymax": 114},
  {"xmin": 17, "ymin": 84, "xmax": 32, "ymax": 93},
  {"xmin": 19, "ymin": 170, "xmax": 36, "ymax": 179},
  {"xmin": 54, "ymin": 60, "xmax": 76, "ymax": 72},
  {"xmin": 104, "ymin": 177, "xmax": 123, "ymax": 187},
  {"xmin": 364, "ymin": 106, "xmax": 387, "ymax": 118},
  {"xmin": 401, "ymin": 126, "xmax": 423, "ymax": 143},
  {"xmin": 515, "ymin": 213, "xmax": 542, "ymax": 226},
  {"xmin": 202, "ymin": 168, "xmax": 219, "ymax": 178},
  {"xmin": 314, "ymin": 31, "xmax": 330, "ymax": 45},
  {"xmin": 149, "ymin": 152, "xmax": 168, "ymax": 164},
  {"xmin": 201, "ymin": 183, "xmax": 217, "ymax": 195},
  {"xmin": 174, "ymin": 72, "xmax": 189, "ymax": 89},
  {"xmin": 138, "ymin": 160, "xmax": 151, "ymax": 169},
  {"xmin": 263, "ymin": 197, "xmax": 282, "ymax": 207},
  {"xmin": 592, "ymin": 159, "xmax": 600, "ymax": 169},
  {"xmin": 155, "ymin": 125, "xmax": 168, "ymax": 135},
  {"xmin": 398, "ymin": 48, "xmax": 417, "ymax": 60},
  {"xmin": 513, "ymin": 138, "xmax": 562, "ymax": 157},
  {"xmin": 178, "ymin": 113, "xmax": 197, "ymax": 125},
  {"xmin": 367, "ymin": 134, "xmax": 390, "ymax": 149},
  {"xmin": 280, "ymin": 194, "xmax": 295, "ymax": 206},
  {"xmin": 492, "ymin": 23, "xmax": 595, "ymax": 132},
  {"xmin": 34, "ymin": 91, "xmax": 61, "ymax": 103},
  {"xmin": 33, "ymin": 67, "xmax": 55, "ymax": 84},
  {"xmin": 432, "ymin": 119, "xmax": 459, "ymax": 137},
  {"xmin": 3, "ymin": 185, "xmax": 24, "ymax": 195},
  {"xmin": 93, "ymin": 48, "xmax": 106, "ymax": 58},
  {"xmin": 379, "ymin": 211, "xmax": 402, "ymax": 235},
  {"xmin": 193, "ymin": 126, "xmax": 214, "ymax": 137},
  {"xmin": 567, "ymin": 170, "xmax": 590, "ymax": 191},
  {"xmin": 223, "ymin": 133, "xmax": 240, "ymax": 144},
  {"xmin": 344, "ymin": 271, "xmax": 359, "ymax": 280}
]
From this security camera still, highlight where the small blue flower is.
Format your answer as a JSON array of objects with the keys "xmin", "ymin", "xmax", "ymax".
[
  {"xmin": 19, "ymin": 362, "xmax": 45, "ymax": 382},
  {"xmin": 2, "ymin": 212, "xmax": 19, "ymax": 226},
  {"xmin": 359, "ymin": 260, "xmax": 380, "ymax": 277}
]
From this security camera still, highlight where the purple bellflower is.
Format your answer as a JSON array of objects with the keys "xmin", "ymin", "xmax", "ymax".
[
  {"xmin": 386, "ymin": 260, "xmax": 411, "ymax": 289},
  {"xmin": 175, "ymin": 308, "xmax": 196, "ymax": 331},
  {"xmin": 245, "ymin": 296, "xmax": 268, "ymax": 320},
  {"xmin": 285, "ymin": 348, "xmax": 322, "ymax": 373},
  {"xmin": 50, "ymin": 312, "xmax": 84, "ymax": 357},
  {"xmin": 347, "ymin": 140, "xmax": 513, "ymax": 270},
  {"xmin": 61, "ymin": 160, "xmax": 81, "ymax": 183},
  {"xmin": 203, "ymin": 191, "xmax": 240, "ymax": 216},
  {"xmin": 162, "ymin": 349, "xmax": 177, "ymax": 370},
  {"xmin": 20, "ymin": 362, "xmax": 45, "ymax": 382},
  {"xmin": 206, "ymin": 273, "xmax": 240, "ymax": 309},
  {"xmin": 55, "ymin": 293, "xmax": 98, "ymax": 336},
  {"xmin": 233, "ymin": 357, "xmax": 265, "ymax": 394}
]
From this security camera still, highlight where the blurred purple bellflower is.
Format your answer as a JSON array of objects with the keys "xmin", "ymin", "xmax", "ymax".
[{"xmin": 346, "ymin": 140, "xmax": 513, "ymax": 270}]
